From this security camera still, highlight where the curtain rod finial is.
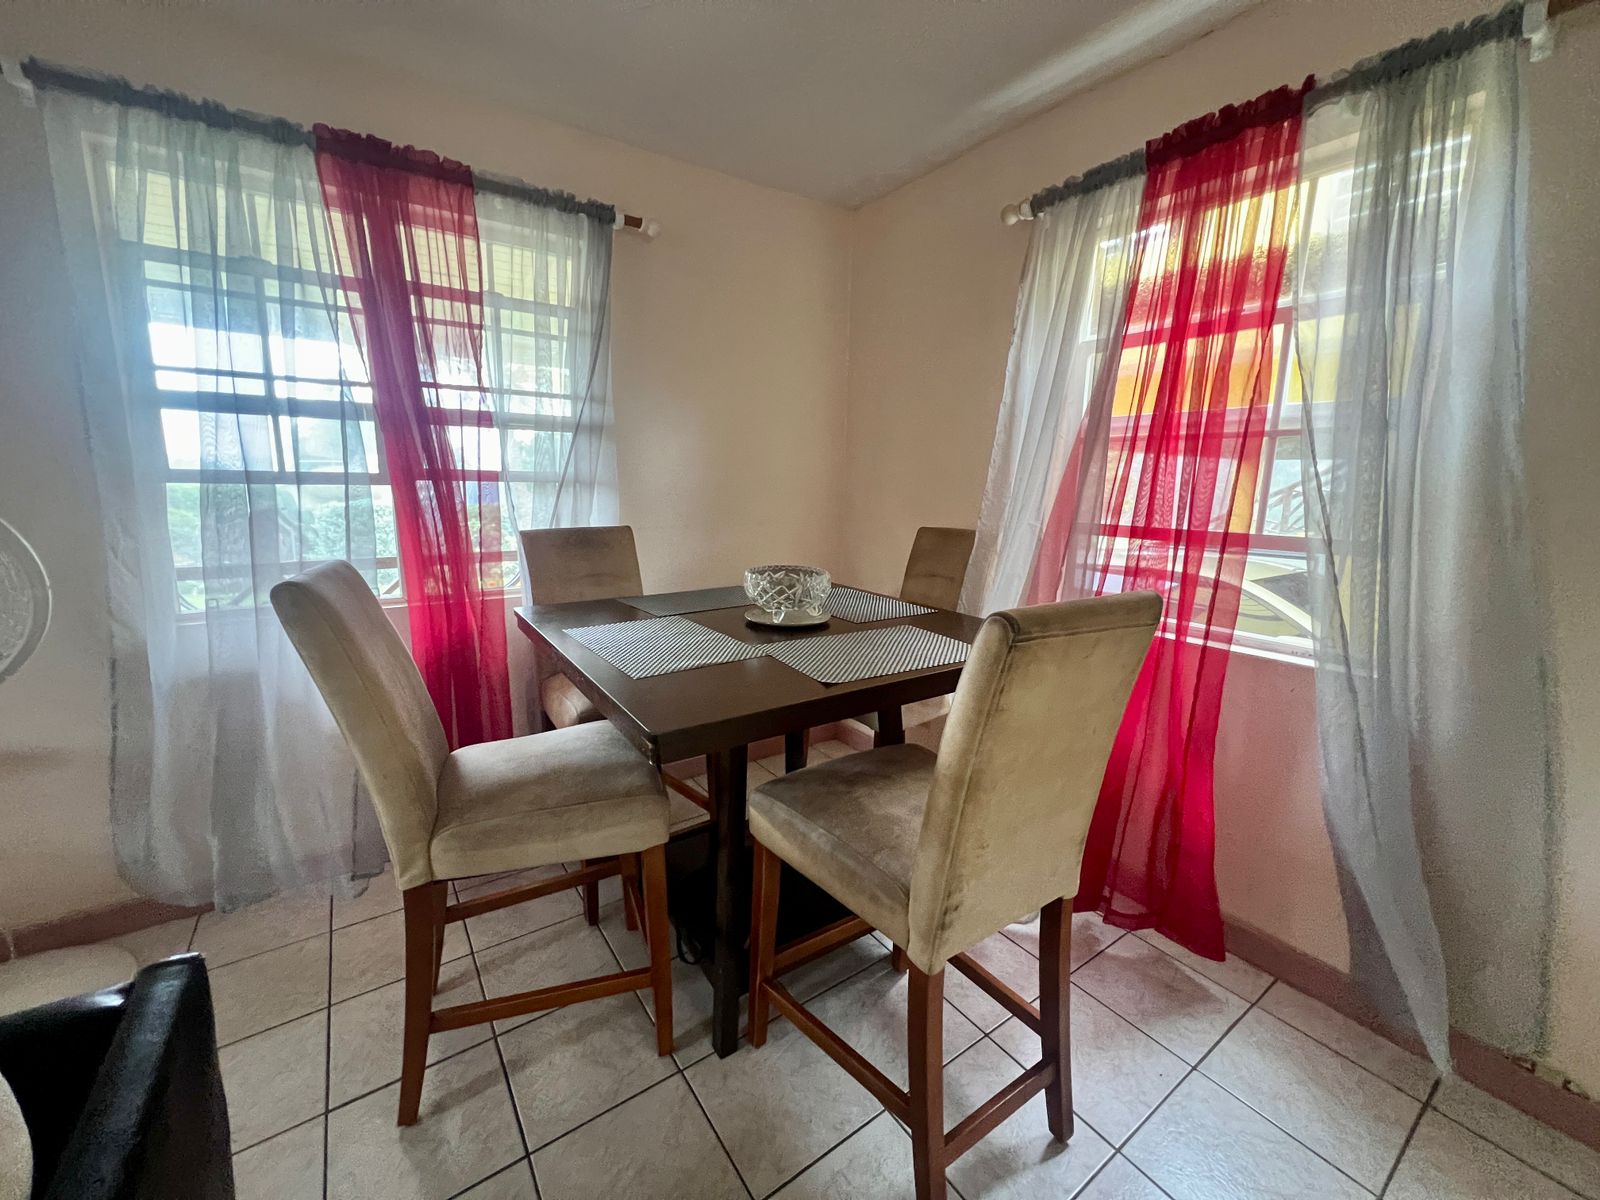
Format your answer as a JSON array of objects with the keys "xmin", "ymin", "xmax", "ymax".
[{"xmin": 1001, "ymin": 203, "xmax": 1022, "ymax": 226}]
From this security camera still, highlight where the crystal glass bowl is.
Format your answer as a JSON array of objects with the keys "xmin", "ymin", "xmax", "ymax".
[{"xmin": 744, "ymin": 564, "xmax": 832, "ymax": 622}]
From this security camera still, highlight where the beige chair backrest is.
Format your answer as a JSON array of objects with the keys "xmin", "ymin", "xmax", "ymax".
[
  {"xmin": 900, "ymin": 527, "xmax": 976, "ymax": 612},
  {"xmin": 270, "ymin": 561, "xmax": 449, "ymax": 889},
  {"xmin": 520, "ymin": 526, "xmax": 643, "ymax": 606},
  {"xmin": 907, "ymin": 592, "xmax": 1160, "ymax": 968}
]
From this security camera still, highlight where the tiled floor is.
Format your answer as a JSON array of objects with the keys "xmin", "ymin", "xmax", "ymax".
[{"xmin": 92, "ymin": 742, "xmax": 1600, "ymax": 1200}]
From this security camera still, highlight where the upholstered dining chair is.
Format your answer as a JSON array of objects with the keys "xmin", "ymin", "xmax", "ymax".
[
  {"xmin": 520, "ymin": 525, "xmax": 644, "ymax": 732},
  {"xmin": 898, "ymin": 526, "xmax": 977, "ymax": 612},
  {"xmin": 518, "ymin": 524, "xmax": 711, "ymax": 919},
  {"xmin": 747, "ymin": 592, "xmax": 1160, "ymax": 1199},
  {"xmin": 272, "ymin": 560, "xmax": 674, "ymax": 1126},
  {"xmin": 854, "ymin": 526, "xmax": 977, "ymax": 749}
]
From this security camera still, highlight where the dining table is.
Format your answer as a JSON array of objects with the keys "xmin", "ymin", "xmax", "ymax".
[{"xmin": 515, "ymin": 584, "xmax": 983, "ymax": 1058}]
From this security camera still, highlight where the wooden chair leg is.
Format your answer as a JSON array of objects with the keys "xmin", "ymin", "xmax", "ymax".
[
  {"xmin": 621, "ymin": 853, "xmax": 640, "ymax": 932},
  {"xmin": 640, "ymin": 844, "xmax": 674, "ymax": 1055},
  {"xmin": 399, "ymin": 881, "xmax": 447, "ymax": 1126},
  {"xmin": 908, "ymin": 964, "xmax": 947, "ymax": 1200},
  {"xmin": 748, "ymin": 840, "xmax": 782, "ymax": 1047},
  {"xmin": 1039, "ymin": 898, "xmax": 1074, "ymax": 1141},
  {"xmin": 581, "ymin": 858, "xmax": 600, "ymax": 925},
  {"xmin": 891, "ymin": 945, "xmax": 910, "ymax": 973}
]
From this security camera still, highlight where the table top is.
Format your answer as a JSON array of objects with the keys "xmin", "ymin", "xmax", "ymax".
[{"xmin": 515, "ymin": 586, "xmax": 984, "ymax": 763}]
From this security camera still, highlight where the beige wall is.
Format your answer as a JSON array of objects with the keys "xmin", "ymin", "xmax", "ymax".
[
  {"xmin": 0, "ymin": 6, "xmax": 853, "ymax": 930},
  {"xmin": 842, "ymin": 0, "xmax": 1600, "ymax": 1094}
]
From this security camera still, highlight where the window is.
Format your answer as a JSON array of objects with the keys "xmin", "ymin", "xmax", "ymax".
[
  {"xmin": 1071, "ymin": 150, "xmax": 1377, "ymax": 659},
  {"xmin": 100, "ymin": 151, "xmax": 589, "ymax": 613}
]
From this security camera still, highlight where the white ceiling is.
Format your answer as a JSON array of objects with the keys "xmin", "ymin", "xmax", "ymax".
[{"xmin": 201, "ymin": 0, "xmax": 1259, "ymax": 208}]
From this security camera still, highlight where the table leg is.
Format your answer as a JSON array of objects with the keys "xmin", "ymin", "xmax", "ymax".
[
  {"xmin": 709, "ymin": 744, "xmax": 750, "ymax": 1058},
  {"xmin": 874, "ymin": 706, "xmax": 905, "ymax": 747},
  {"xmin": 784, "ymin": 729, "xmax": 810, "ymax": 773}
]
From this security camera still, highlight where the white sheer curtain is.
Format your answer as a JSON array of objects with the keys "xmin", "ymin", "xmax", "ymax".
[
  {"xmin": 40, "ymin": 86, "xmax": 386, "ymax": 908},
  {"xmin": 473, "ymin": 185, "xmax": 617, "ymax": 601},
  {"xmin": 1295, "ymin": 22, "xmax": 1555, "ymax": 1063},
  {"xmin": 961, "ymin": 168, "xmax": 1144, "ymax": 616}
]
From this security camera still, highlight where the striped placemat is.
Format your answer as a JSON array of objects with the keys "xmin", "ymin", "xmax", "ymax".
[
  {"xmin": 825, "ymin": 587, "xmax": 936, "ymax": 623},
  {"xmin": 764, "ymin": 624, "xmax": 970, "ymax": 685},
  {"xmin": 566, "ymin": 615, "xmax": 766, "ymax": 678}
]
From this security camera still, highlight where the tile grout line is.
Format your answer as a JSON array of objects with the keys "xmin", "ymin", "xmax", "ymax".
[
  {"xmin": 469, "ymin": 909, "xmax": 539, "ymax": 1193},
  {"xmin": 1426, "ymin": 1101, "xmax": 1597, "ymax": 1200},
  {"xmin": 755, "ymin": 1108, "xmax": 884, "ymax": 1199},
  {"xmin": 1378, "ymin": 1077, "xmax": 1441, "ymax": 1197},
  {"xmin": 321, "ymin": 896, "xmax": 333, "ymax": 1200},
  {"xmin": 679, "ymin": 1062, "xmax": 757, "ymax": 1199},
  {"xmin": 1183, "ymin": 987, "xmax": 1392, "ymax": 1197}
]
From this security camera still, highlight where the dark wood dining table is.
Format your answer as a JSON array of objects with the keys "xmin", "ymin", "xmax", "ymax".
[{"xmin": 515, "ymin": 585, "xmax": 983, "ymax": 1058}]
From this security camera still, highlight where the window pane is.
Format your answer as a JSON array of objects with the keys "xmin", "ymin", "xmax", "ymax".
[
  {"xmin": 1260, "ymin": 435, "xmax": 1306, "ymax": 536},
  {"xmin": 278, "ymin": 415, "xmax": 380, "ymax": 474}
]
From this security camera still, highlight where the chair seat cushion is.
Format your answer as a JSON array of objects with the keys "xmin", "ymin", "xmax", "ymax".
[
  {"xmin": 748, "ymin": 744, "xmax": 935, "ymax": 949},
  {"xmin": 541, "ymin": 673, "xmax": 602, "ymax": 728},
  {"xmin": 432, "ymin": 722, "xmax": 666, "ymax": 880}
]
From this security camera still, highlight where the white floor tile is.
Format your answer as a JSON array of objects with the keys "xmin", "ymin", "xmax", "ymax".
[
  {"xmin": 328, "ymin": 954, "xmax": 488, "ymax": 1108},
  {"xmin": 209, "ymin": 933, "xmax": 330, "ymax": 1046},
  {"xmin": 943, "ymin": 933, "xmax": 1042, "ymax": 1032},
  {"xmin": 326, "ymin": 1042, "xmax": 524, "ymax": 1200},
  {"xmin": 595, "ymin": 898, "xmax": 657, "ymax": 972},
  {"xmin": 943, "ymin": 1038, "xmax": 1115, "ymax": 1200},
  {"xmin": 1256, "ymin": 982, "xmax": 1436, "ymax": 1100},
  {"xmin": 685, "ymin": 1007, "xmax": 886, "ymax": 1197},
  {"xmin": 462, "ymin": 865, "xmax": 586, "ymax": 953},
  {"xmin": 194, "ymin": 887, "xmax": 331, "ymax": 969},
  {"xmin": 1126, "ymin": 1073, "xmax": 1368, "ymax": 1200},
  {"xmin": 333, "ymin": 869, "xmax": 404, "ymax": 929},
  {"xmin": 784, "ymin": 932, "xmax": 889, "ymax": 1002},
  {"xmin": 1133, "ymin": 929, "xmax": 1273, "ymax": 1003},
  {"xmin": 330, "ymin": 910, "xmax": 470, "ymax": 1003},
  {"xmin": 1001, "ymin": 910, "xmax": 1124, "ymax": 971},
  {"xmin": 807, "ymin": 959, "xmax": 986, "ymax": 1089},
  {"xmin": 1077, "ymin": 1155, "xmax": 1170, "ymax": 1200},
  {"xmin": 1072, "ymin": 935, "xmax": 1247, "ymax": 1064},
  {"xmin": 221, "ymin": 1008, "xmax": 328, "ymax": 1152},
  {"xmin": 769, "ymin": 1112, "xmax": 923, "ymax": 1199},
  {"xmin": 637, "ymin": 954, "xmax": 735, "ymax": 1069},
  {"xmin": 473, "ymin": 914, "xmax": 624, "ymax": 1034},
  {"xmin": 1200, "ymin": 1007, "xmax": 1421, "ymax": 1191},
  {"xmin": 810, "ymin": 739, "xmax": 856, "ymax": 760},
  {"xmin": 1433, "ymin": 1076, "xmax": 1600, "ymax": 1199},
  {"xmin": 991, "ymin": 984, "xmax": 1186, "ymax": 1145},
  {"xmin": 456, "ymin": 1161, "xmax": 539, "ymax": 1199},
  {"xmin": 500, "ymin": 991, "xmax": 676, "ymax": 1149},
  {"xmin": 232, "ymin": 1117, "xmax": 324, "ymax": 1200},
  {"xmin": 1389, "ymin": 1110, "xmax": 1581, "ymax": 1200},
  {"xmin": 532, "ymin": 1075, "xmax": 746, "ymax": 1200},
  {"xmin": 105, "ymin": 915, "xmax": 198, "ymax": 967}
]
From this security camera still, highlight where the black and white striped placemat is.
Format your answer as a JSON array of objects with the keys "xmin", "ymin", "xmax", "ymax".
[
  {"xmin": 764, "ymin": 624, "xmax": 970, "ymax": 685},
  {"xmin": 566, "ymin": 615, "xmax": 766, "ymax": 678},
  {"xmin": 824, "ymin": 587, "xmax": 936, "ymax": 623}
]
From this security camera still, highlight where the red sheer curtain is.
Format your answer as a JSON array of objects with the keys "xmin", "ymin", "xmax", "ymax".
[
  {"xmin": 315, "ymin": 127, "xmax": 511, "ymax": 747},
  {"xmin": 1033, "ymin": 82, "xmax": 1310, "ymax": 958}
]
